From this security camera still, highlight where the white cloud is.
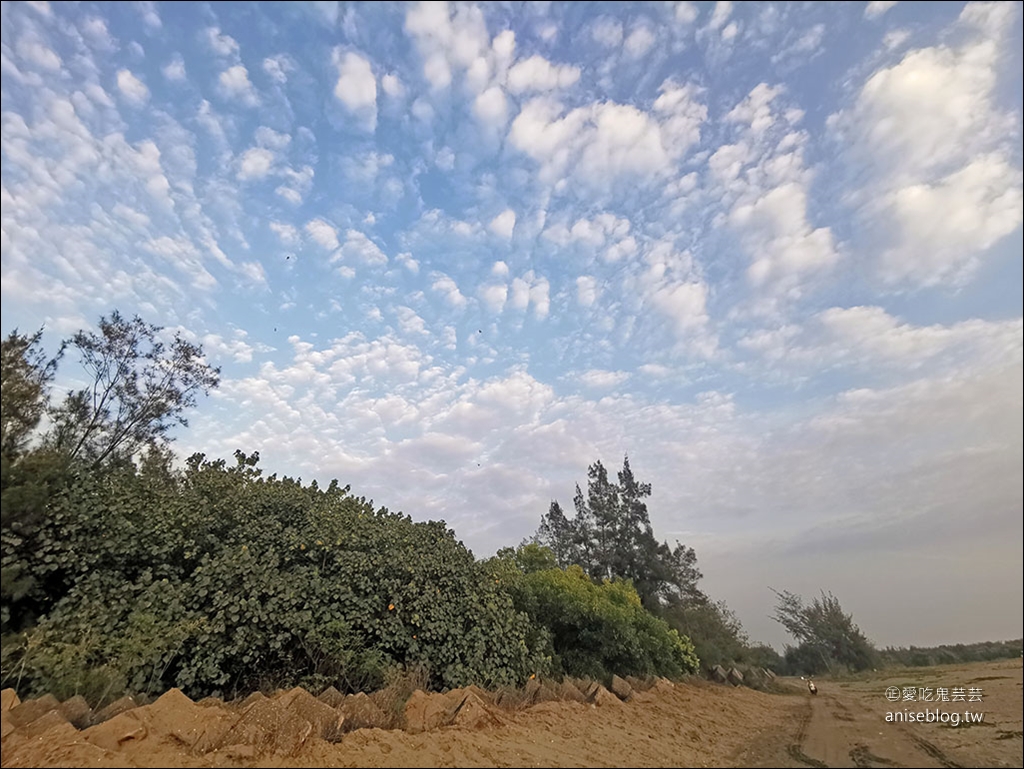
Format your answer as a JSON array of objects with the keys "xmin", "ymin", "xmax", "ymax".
[
  {"xmin": 883, "ymin": 29, "xmax": 911, "ymax": 50},
  {"xmin": 305, "ymin": 218, "xmax": 340, "ymax": 251},
  {"xmin": 864, "ymin": 1, "xmax": 898, "ymax": 20},
  {"xmin": 529, "ymin": 274, "xmax": 550, "ymax": 319},
  {"xmin": 263, "ymin": 54, "xmax": 295, "ymax": 84},
  {"xmin": 489, "ymin": 209, "xmax": 517, "ymax": 239},
  {"xmin": 162, "ymin": 55, "xmax": 186, "ymax": 82},
  {"xmin": 135, "ymin": 1, "xmax": 162, "ymax": 30},
  {"xmin": 116, "ymin": 69, "xmax": 150, "ymax": 105},
  {"xmin": 624, "ymin": 26, "xmax": 657, "ymax": 59},
  {"xmin": 708, "ymin": 1, "xmax": 733, "ymax": 30},
  {"xmin": 276, "ymin": 166, "xmax": 314, "ymax": 206},
  {"xmin": 431, "ymin": 273, "xmax": 468, "ymax": 309},
  {"xmin": 333, "ymin": 50, "xmax": 377, "ymax": 130},
  {"xmin": 25, "ymin": 1, "xmax": 52, "ymax": 18},
  {"xmin": 878, "ymin": 155, "xmax": 1022, "ymax": 286},
  {"xmin": 770, "ymin": 24, "xmax": 826, "ymax": 65},
  {"xmin": 493, "ymin": 29, "xmax": 516, "ymax": 62},
  {"xmin": 473, "ymin": 86, "xmax": 508, "ymax": 128},
  {"xmin": 739, "ymin": 308, "xmax": 1022, "ymax": 376},
  {"xmin": 254, "ymin": 126, "xmax": 291, "ymax": 150},
  {"xmin": 396, "ymin": 252, "xmax": 420, "ymax": 274},
  {"xmin": 508, "ymin": 277, "xmax": 530, "ymax": 312},
  {"xmin": 635, "ymin": 240, "xmax": 713, "ymax": 348},
  {"xmin": 509, "ymin": 84, "xmax": 706, "ymax": 190},
  {"xmin": 604, "ymin": 236, "xmax": 639, "ymax": 263},
  {"xmin": 219, "ymin": 64, "xmax": 260, "ymax": 106},
  {"xmin": 675, "ymin": 2, "xmax": 699, "ymax": 25},
  {"xmin": 832, "ymin": 4, "xmax": 1023, "ymax": 287},
  {"xmin": 341, "ymin": 229, "xmax": 388, "ymax": 265},
  {"xmin": 710, "ymin": 83, "xmax": 840, "ymax": 305},
  {"xmin": 724, "ymin": 81, "xmax": 782, "ymax": 136},
  {"xmin": 237, "ymin": 147, "xmax": 275, "ymax": 181},
  {"xmin": 576, "ymin": 275, "xmax": 598, "ymax": 307},
  {"xmin": 730, "ymin": 182, "xmax": 839, "ymax": 291},
  {"xmin": 81, "ymin": 17, "xmax": 115, "ymax": 50},
  {"xmin": 395, "ymin": 306, "xmax": 429, "ymax": 336},
  {"xmin": 480, "ymin": 283, "xmax": 508, "ymax": 313},
  {"xmin": 111, "ymin": 203, "xmax": 150, "ymax": 229},
  {"xmin": 381, "ymin": 73, "xmax": 405, "ymax": 98},
  {"xmin": 411, "ymin": 98, "xmax": 434, "ymax": 123},
  {"xmin": 492, "ymin": 261, "xmax": 509, "ymax": 278},
  {"xmin": 591, "ymin": 17, "xmax": 623, "ymax": 47},
  {"xmin": 578, "ymin": 369, "xmax": 631, "ymax": 389},
  {"xmin": 270, "ymin": 221, "xmax": 300, "ymax": 246},
  {"xmin": 15, "ymin": 38, "xmax": 62, "ymax": 72},
  {"xmin": 544, "ymin": 212, "xmax": 632, "ymax": 247},
  {"xmin": 404, "ymin": 1, "xmax": 492, "ymax": 91},
  {"xmin": 638, "ymin": 363, "xmax": 672, "ymax": 378},
  {"xmin": 203, "ymin": 26, "xmax": 240, "ymax": 57},
  {"xmin": 507, "ymin": 55, "xmax": 581, "ymax": 94}
]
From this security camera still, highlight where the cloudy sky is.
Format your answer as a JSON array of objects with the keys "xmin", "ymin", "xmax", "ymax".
[{"xmin": 2, "ymin": 0, "xmax": 1022, "ymax": 650}]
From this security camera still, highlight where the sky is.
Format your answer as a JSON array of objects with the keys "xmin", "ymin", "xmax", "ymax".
[{"xmin": 1, "ymin": 0, "xmax": 1022, "ymax": 651}]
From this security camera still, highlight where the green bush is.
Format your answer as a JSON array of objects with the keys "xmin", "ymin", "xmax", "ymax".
[
  {"xmin": 497, "ymin": 561, "xmax": 699, "ymax": 680},
  {"xmin": 1, "ymin": 451, "xmax": 547, "ymax": 701}
]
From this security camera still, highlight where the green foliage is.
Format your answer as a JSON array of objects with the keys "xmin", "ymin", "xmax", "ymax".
[
  {"xmin": 47, "ymin": 311, "xmax": 220, "ymax": 469},
  {"xmin": 743, "ymin": 642, "xmax": 786, "ymax": 672},
  {"xmin": 662, "ymin": 597, "xmax": 749, "ymax": 672},
  {"xmin": 494, "ymin": 542, "xmax": 558, "ymax": 574},
  {"xmin": 771, "ymin": 588, "xmax": 878, "ymax": 675},
  {"xmin": 534, "ymin": 456, "xmax": 757, "ymax": 672},
  {"xmin": 1, "ymin": 328, "xmax": 58, "ymax": 459},
  {"xmin": 1, "ymin": 312, "xmax": 219, "ymax": 630},
  {"xmin": 487, "ymin": 546, "xmax": 699, "ymax": 681},
  {"xmin": 1, "ymin": 450, "xmax": 546, "ymax": 701},
  {"xmin": 879, "ymin": 639, "xmax": 1023, "ymax": 668},
  {"xmin": 536, "ymin": 457, "xmax": 708, "ymax": 611}
]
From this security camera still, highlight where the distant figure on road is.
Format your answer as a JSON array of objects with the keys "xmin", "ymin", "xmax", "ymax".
[{"xmin": 808, "ymin": 680, "xmax": 817, "ymax": 696}]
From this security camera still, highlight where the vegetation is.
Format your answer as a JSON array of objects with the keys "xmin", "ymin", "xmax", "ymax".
[
  {"xmin": 486, "ymin": 544, "xmax": 699, "ymax": 680},
  {"xmin": 0, "ymin": 313, "xmax": 699, "ymax": 706},
  {"xmin": 878, "ymin": 639, "xmax": 1023, "ymax": 668},
  {"xmin": 533, "ymin": 456, "xmax": 771, "ymax": 673},
  {"xmin": 770, "ymin": 588, "xmax": 878, "ymax": 675},
  {"xmin": 3, "ymin": 449, "xmax": 548, "ymax": 702},
  {"xmin": 2, "ymin": 314, "xmax": 220, "ymax": 631}
]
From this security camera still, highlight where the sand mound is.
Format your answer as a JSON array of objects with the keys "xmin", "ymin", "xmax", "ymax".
[
  {"xmin": 82, "ymin": 688, "xmax": 238, "ymax": 756},
  {"xmin": 340, "ymin": 692, "xmax": 390, "ymax": 731},
  {"xmin": 275, "ymin": 687, "xmax": 345, "ymax": 741},
  {"xmin": 215, "ymin": 696, "xmax": 313, "ymax": 757},
  {"xmin": 316, "ymin": 686, "xmax": 345, "ymax": 709}
]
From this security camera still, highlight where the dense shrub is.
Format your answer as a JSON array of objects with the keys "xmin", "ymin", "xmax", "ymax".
[
  {"xmin": 488, "ymin": 552, "xmax": 700, "ymax": 681},
  {"xmin": 1, "ymin": 451, "xmax": 546, "ymax": 701},
  {"xmin": 661, "ymin": 597, "xmax": 750, "ymax": 672}
]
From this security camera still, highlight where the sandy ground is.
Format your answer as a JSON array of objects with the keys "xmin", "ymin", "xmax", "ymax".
[{"xmin": 2, "ymin": 659, "xmax": 1021, "ymax": 768}]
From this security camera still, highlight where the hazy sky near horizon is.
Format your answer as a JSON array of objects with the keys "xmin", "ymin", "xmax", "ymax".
[{"xmin": 1, "ymin": 0, "xmax": 1022, "ymax": 650}]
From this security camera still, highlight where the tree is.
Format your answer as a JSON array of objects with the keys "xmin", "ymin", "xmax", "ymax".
[
  {"xmin": 770, "ymin": 588, "xmax": 877, "ymax": 674},
  {"xmin": 47, "ymin": 312, "xmax": 220, "ymax": 469},
  {"xmin": 586, "ymin": 460, "xmax": 620, "ymax": 581},
  {"xmin": 537, "ymin": 501, "xmax": 575, "ymax": 568},
  {"xmin": 534, "ymin": 455, "xmax": 758, "ymax": 670},
  {"xmin": 1, "ymin": 329, "xmax": 58, "ymax": 458},
  {"xmin": 1, "ymin": 312, "xmax": 220, "ymax": 631},
  {"xmin": 535, "ymin": 456, "xmax": 708, "ymax": 610}
]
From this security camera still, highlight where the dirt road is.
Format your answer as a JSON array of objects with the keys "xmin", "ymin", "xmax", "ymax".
[
  {"xmin": 2, "ymin": 660, "xmax": 1020, "ymax": 768},
  {"xmin": 748, "ymin": 660, "xmax": 1023, "ymax": 769}
]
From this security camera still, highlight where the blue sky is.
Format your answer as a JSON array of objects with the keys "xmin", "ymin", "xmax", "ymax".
[{"xmin": 2, "ymin": 0, "xmax": 1022, "ymax": 650}]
